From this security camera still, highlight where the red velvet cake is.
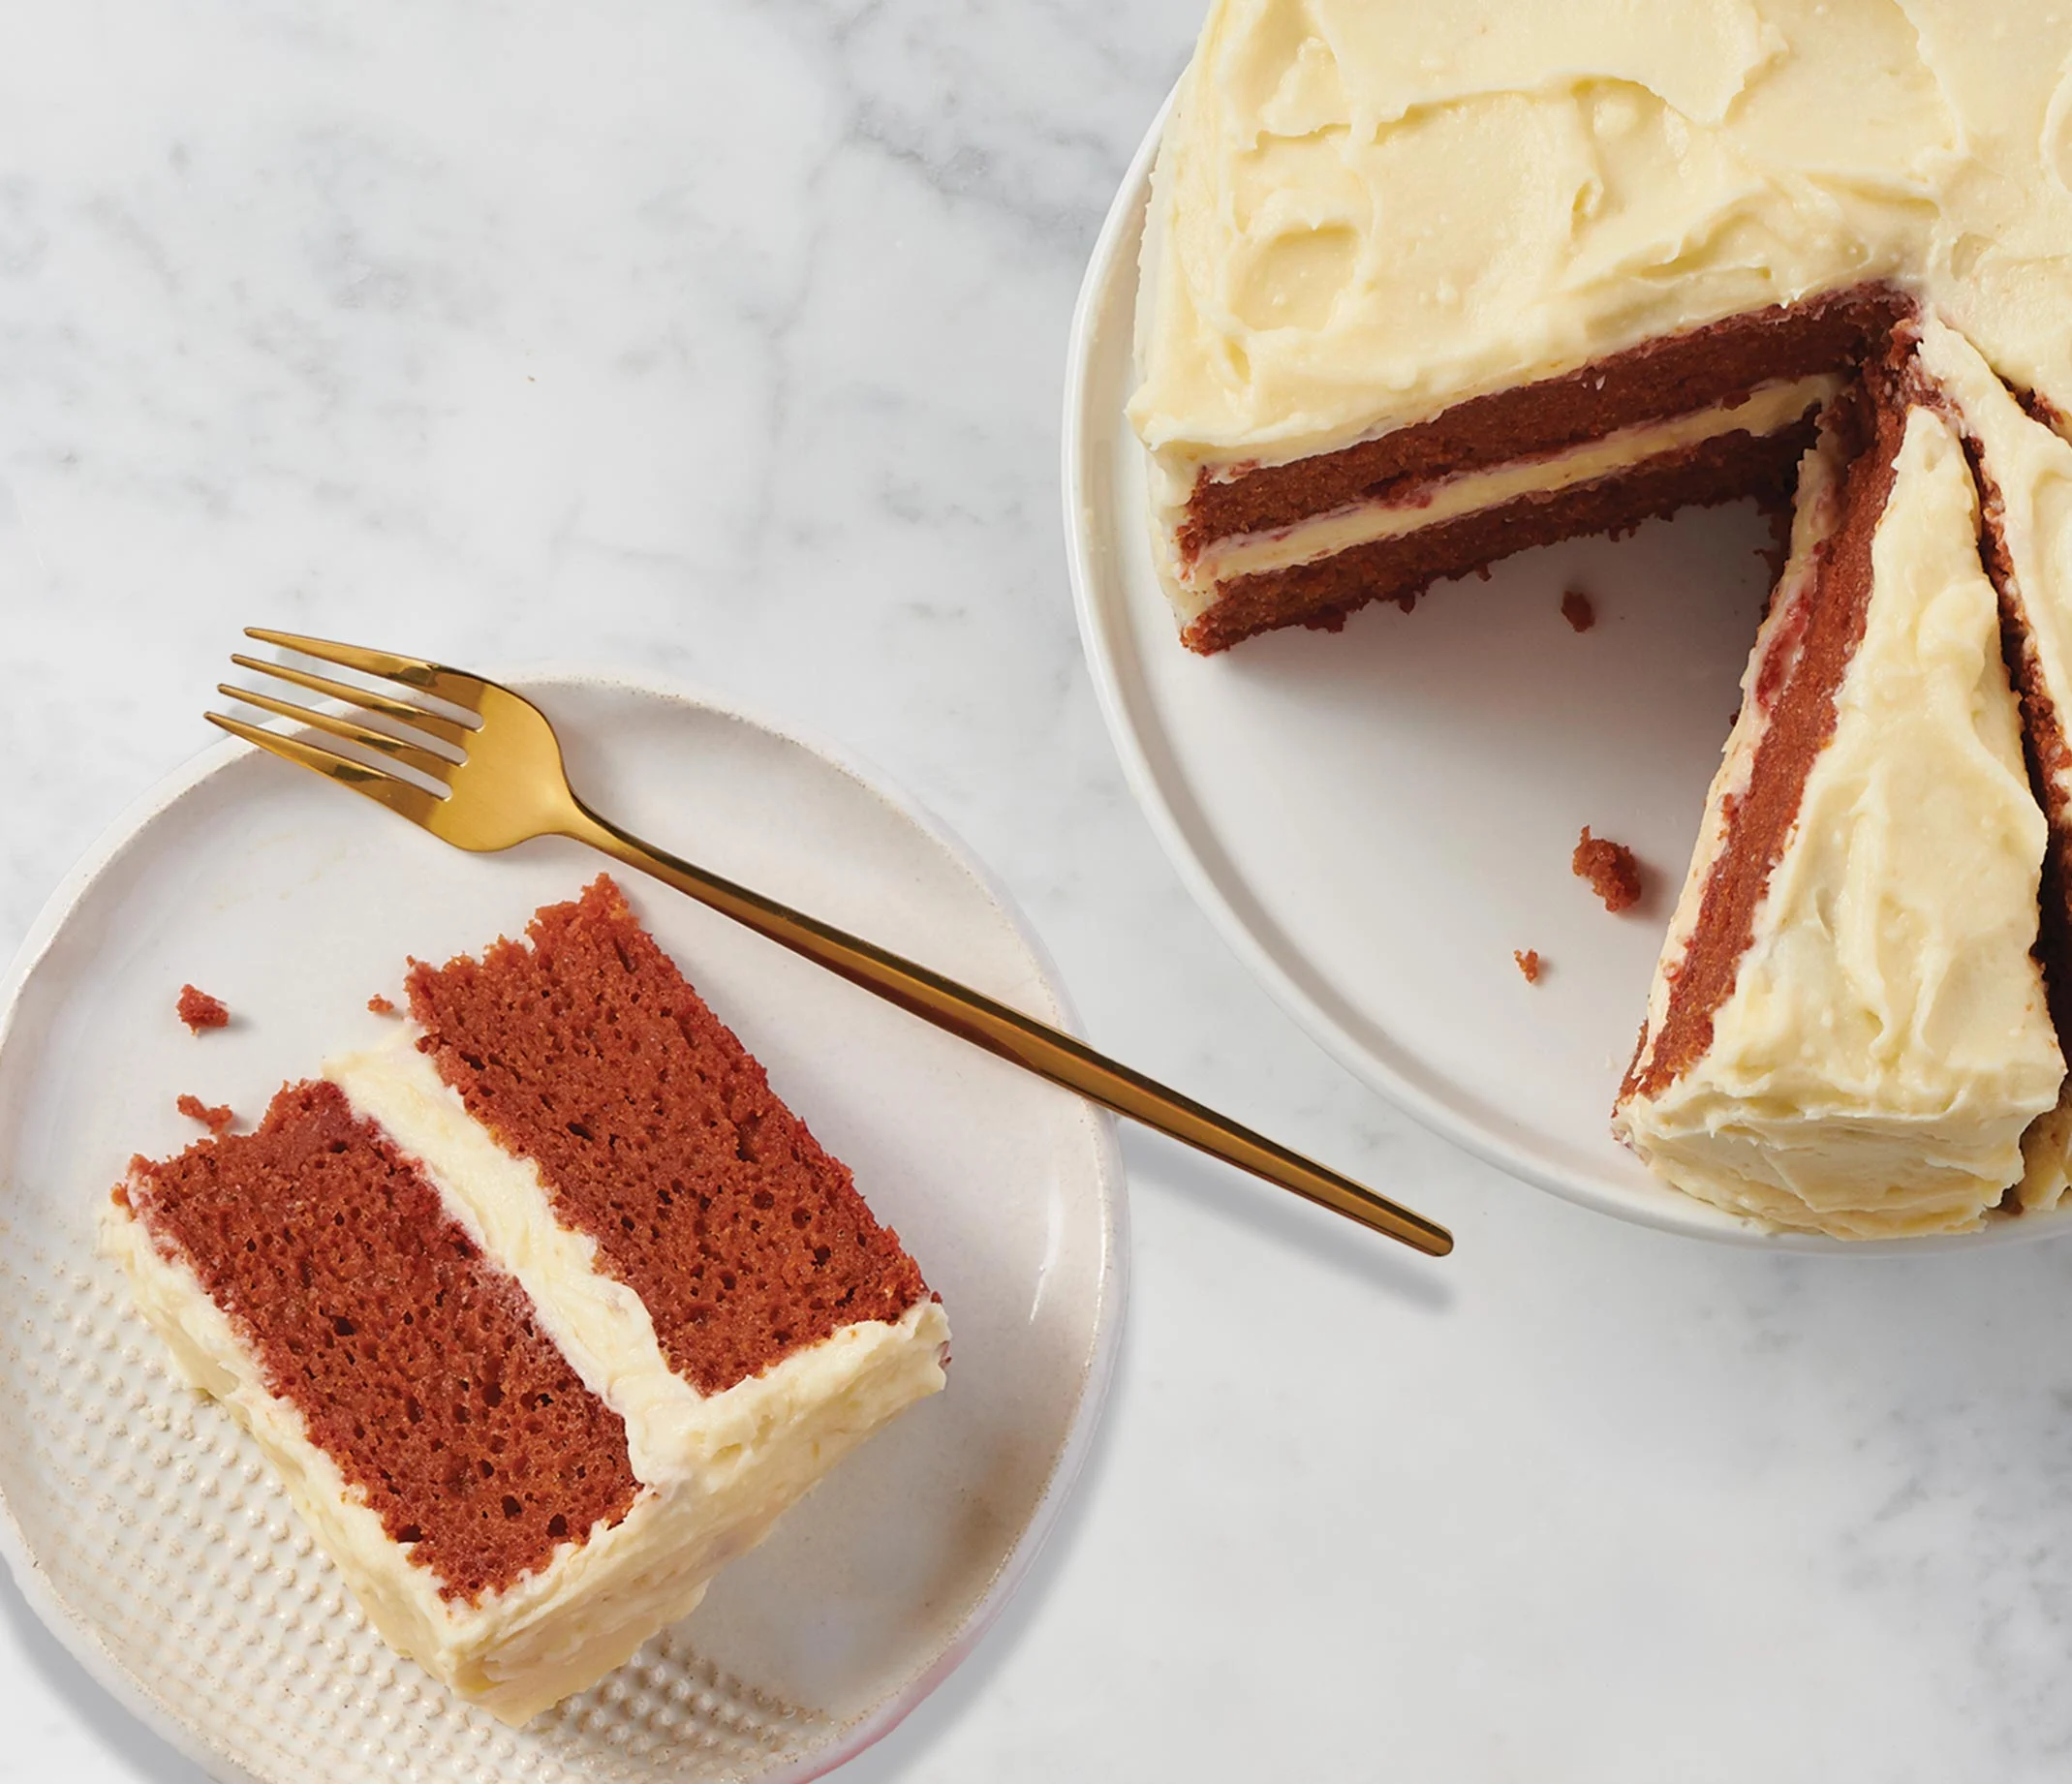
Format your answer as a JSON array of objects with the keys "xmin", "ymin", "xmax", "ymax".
[
  {"xmin": 1613, "ymin": 351, "xmax": 2069, "ymax": 1234},
  {"xmin": 1129, "ymin": 0, "xmax": 2072, "ymax": 1233},
  {"xmin": 105, "ymin": 878, "xmax": 949, "ymax": 1721}
]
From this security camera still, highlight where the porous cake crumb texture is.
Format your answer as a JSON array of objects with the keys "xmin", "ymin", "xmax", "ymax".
[
  {"xmin": 1573, "ymin": 829, "xmax": 1643, "ymax": 913},
  {"xmin": 174, "ymin": 1093, "xmax": 233, "ymax": 1134},
  {"xmin": 407, "ymin": 877, "xmax": 929, "ymax": 1398},
  {"xmin": 177, "ymin": 985, "xmax": 230, "ymax": 1032},
  {"xmin": 122, "ymin": 1080, "xmax": 640, "ymax": 1601},
  {"xmin": 1624, "ymin": 370, "xmax": 1909, "ymax": 1102}
]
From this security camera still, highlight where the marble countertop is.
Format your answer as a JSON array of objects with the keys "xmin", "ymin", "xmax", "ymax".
[{"xmin": 6, "ymin": 4, "xmax": 2072, "ymax": 1779}]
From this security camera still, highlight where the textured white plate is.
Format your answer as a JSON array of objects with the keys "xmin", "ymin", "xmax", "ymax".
[
  {"xmin": 0, "ymin": 669, "xmax": 1125, "ymax": 1783},
  {"xmin": 1064, "ymin": 102, "xmax": 2072, "ymax": 1252}
]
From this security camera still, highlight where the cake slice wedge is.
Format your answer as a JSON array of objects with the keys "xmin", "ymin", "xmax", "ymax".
[
  {"xmin": 1612, "ymin": 377, "xmax": 2065, "ymax": 1237},
  {"xmin": 1914, "ymin": 315, "xmax": 2072, "ymax": 1208},
  {"xmin": 104, "ymin": 878, "xmax": 948, "ymax": 1723}
]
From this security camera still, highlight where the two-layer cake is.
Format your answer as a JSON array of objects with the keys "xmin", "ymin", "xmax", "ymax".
[
  {"xmin": 105, "ymin": 877, "xmax": 948, "ymax": 1722},
  {"xmin": 1129, "ymin": 0, "xmax": 2072, "ymax": 1236}
]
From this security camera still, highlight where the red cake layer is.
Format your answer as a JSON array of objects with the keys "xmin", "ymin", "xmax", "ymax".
[
  {"xmin": 406, "ymin": 877, "xmax": 929, "ymax": 1399},
  {"xmin": 118, "ymin": 1080, "xmax": 639, "ymax": 1602},
  {"xmin": 1185, "ymin": 416, "xmax": 1816, "ymax": 653},
  {"xmin": 1179, "ymin": 286, "xmax": 1907, "ymax": 558},
  {"xmin": 1620, "ymin": 363, "xmax": 1908, "ymax": 1104}
]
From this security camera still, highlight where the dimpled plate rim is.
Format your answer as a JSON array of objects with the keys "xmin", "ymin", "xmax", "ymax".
[
  {"xmin": 0, "ymin": 663, "xmax": 1127, "ymax": 1784},
  {"xmin": 1063, "ymin": 93, "xmax": 2072, "ymax": 1255}
]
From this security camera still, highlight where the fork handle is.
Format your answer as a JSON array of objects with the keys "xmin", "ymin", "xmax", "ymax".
[{"xmin": 564, "ymin": 803, "xmax": 1452, "ymax": 1258}]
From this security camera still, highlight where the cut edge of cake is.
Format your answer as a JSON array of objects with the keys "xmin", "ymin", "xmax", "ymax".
[
  {"xmin": 327, "ymin": 1027, "xmax": 951, "ymax": 1490},
  {"xmin": 1612, "ymin": 366, "xmax": 2067, "ymax": 1236},
  {"xmin": 398, "ymin": 877, "xmax": 935, "ymax": 1401},
  {"xmin": 1130, "ymin": 46, "xmax": 1923, "ymax": 658},
  {"xmin": 108, "ymin": 1165, "xmax": 856, "ymax": 1726},
  {"xmin": 100, "ymin": 1093, "xmax": 677, "ymax": 1727},
  {"xmin": 101, "ymin": 883, "xmax": 952, "ymax": 1724}
]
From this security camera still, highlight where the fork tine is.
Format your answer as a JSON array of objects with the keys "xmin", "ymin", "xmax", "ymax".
[
  {"xmin": 217, "ymin": 685, "xmax": 458, "ymax": 779},
  {"xmin": 243, "ymin": 627, "xmax": 487, "ymax": 709},
  {"xmin": 207, "ymin": 713, "xmax": 443, "ymax": 825},
  {"xmin": 227, "ymin": 654, "xmax": 474, "ymax": 750}
]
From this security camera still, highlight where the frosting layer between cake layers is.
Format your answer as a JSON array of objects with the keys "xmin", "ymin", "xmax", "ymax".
[
  {"xmin": 331, "ymin": 1025, "xmax": 948, "ymax": 1515},
  {"xmin": 1917, "ymin": 315, "xmax": 2072, "ymax": 1209},
  {"xmin": 102, "ymin": 880, "xmax": 949, "ymax": 1724},
  {"xmin": 1613, "ymin": 405, "xmax": 2065, "ymax": 1236},
  {"xmin": 1170, "ymin": 373, "xmax": 1837, "ymax": 623}
]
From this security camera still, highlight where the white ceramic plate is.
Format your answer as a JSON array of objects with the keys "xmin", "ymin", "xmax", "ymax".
[
  {"xmin": 1064, "ymin": 102, "xmax": 2069, "ymax": 1252},
  {"xmin": 0, "ymin": 669, "xmax": 1125, "ymax": 1783}
]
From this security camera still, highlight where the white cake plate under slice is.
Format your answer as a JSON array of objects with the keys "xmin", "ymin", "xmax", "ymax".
[
  {"xmin": 1064, "ymin": 98, "xmax": 2071, "ymax": 1253},
  {"xmin": 0, "ymin": 668, "xmax": 1125, "ymax": 1783}
]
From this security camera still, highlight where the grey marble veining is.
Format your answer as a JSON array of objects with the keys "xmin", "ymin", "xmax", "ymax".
[{"xmin": 7, "ymin": 3, "xmax": 2072, "ymax": 1779}]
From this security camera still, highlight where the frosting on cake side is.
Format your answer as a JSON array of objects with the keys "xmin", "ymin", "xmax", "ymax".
[
  {"xmin": 102, "ymin": 881, "xmax": 950, "ymax": 1723},
  {"xmin": 1129, "ymin": 0, "xmax": 2072, "ymax": 473},
  {"xmin": 1614, "ymin": 405, "xmax": 2065, "ymax": 1235}
]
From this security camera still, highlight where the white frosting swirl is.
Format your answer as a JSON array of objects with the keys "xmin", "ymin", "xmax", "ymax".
[{"xmin": 1129, "ymin": 0, "xmax": 2072, "ymax": 477}]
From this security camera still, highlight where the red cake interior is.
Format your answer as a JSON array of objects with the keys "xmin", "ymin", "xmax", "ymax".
[
  {"xmin": 1620, "ymin": 355, "xmax": 1910, "ymax": 1103},
  {"xmin": 1179, "ymin": 288, "xmax": 1910, "ymax": 654},
  {"xmin": 118, "ymin": 1080, "xmax": 641, "ymax": 1603},
  {"xmin": 405, "ymin": 877, "xmax": 929, "ymax": 1399}
]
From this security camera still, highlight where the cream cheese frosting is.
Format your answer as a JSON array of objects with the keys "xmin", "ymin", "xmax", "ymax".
[
  {"xmin": 1917, "ymin": 316, "xmax": 2072, "ymax": 824},
  {"xmin": 325, "ymin": 1031, "xmax": 948, "ymax": 1488},
  {"xmin": 102, "ymin": 1036, "xmax": 949, "ymax": 1724},
  {"xmin": 1914, "ymin": 313, "xmax": 2072, "ymax": 1210},
  {"xmin": 1614, "ymin": 407, "xmax": 2065, "ymax": 1237},
  {"xmin": 1129, "ymin": 0, "xmax": 2072, "ymax": 479}
]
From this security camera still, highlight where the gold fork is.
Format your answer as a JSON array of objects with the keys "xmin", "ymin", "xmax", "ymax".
[{"xmin": 209, "ymin": 628, "xmax": 1453, "ymax": 1258}]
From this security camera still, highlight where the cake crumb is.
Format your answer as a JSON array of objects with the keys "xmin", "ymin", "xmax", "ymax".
[
  {"xmin": 366, "ymin": 994, "xmax": 397, "ymax": 1016},
  {"xmin": 174, "ymin": 1093, "xmax": 234, "ymax": 1134},
  {"xmin": 1561, "ymin": 589, "xmax": 1595, "ymax": 632},
  {"xmin": 177, "ymin": 985, "xmax": 230, "ymax": 1033},
  {"xmin": 1573, "ymin": 828, "xmax": 1643, "ymax": 912},
  {"xmin": 1514, "ymin": 949, "xmax": 1543, "ymax": 984}
]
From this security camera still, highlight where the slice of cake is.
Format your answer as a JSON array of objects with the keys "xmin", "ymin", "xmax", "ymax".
[
  {"xmin": 104, "ymin": 877, "xmax": 948, "ymax": 1723},
  {"xmin": 1915, "ymin": 315, "xmax": 2072, "ymax": 1207},
  {"xmin": 1612, "ymin": 377, "xmax": 2065, "ymax": 1236}
]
